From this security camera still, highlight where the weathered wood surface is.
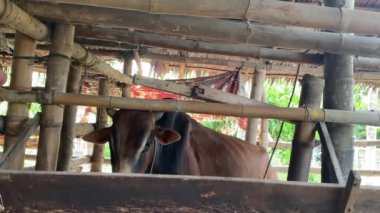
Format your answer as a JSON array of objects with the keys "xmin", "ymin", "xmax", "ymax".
[
  {"xmin": 0, "ymin": 114, "xmax": 40, "ymax": 169},
  {"xmin": 0, "ymin": 171, "xmax": 379, "ymax": 212},
  {"xmin": 38, "ymin": 0, "xmax": 380, "ymax": 35},
  {"xmin": 19, "ymin": 2, "xmax": 380, "ymax": 58},
  {"xmin": 319, "ymin": 122, "xmax": 346, "ymax": 185},
  {"xmin": 133, "ymin": 75, "xmax": 273, "ymax": 107},
  {"xmin": 288, "ymin": 75, "xmax": 324, "ymax": 182}
]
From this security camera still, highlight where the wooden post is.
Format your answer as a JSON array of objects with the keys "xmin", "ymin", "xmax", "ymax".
[
  {"xmin": 35, "ymin": 24, "xmax": 75, "ymax": 171},
  {"xmin": 288, "ymin": 74, "xmax": 324, "ymax": 182},
  {"xmin": 57, "ymin": 63, "xmax": 83, "ymax": 171},
  {"xmin": 260, "ymin": 91, "xmax": 269, "ymax": 148},
  {"xmin": 3, "ymin": 32, "xmax": 36, "ymax": 170},
  {"xmin": 134, "ymin": 50, "xmax": 143, "ymax": 76},
  {"xmin": 90, "ymin": 78, "xmax": 108, "ymax": 172},
  {"xmin": 246, "ymin": 69, "xmax": 266, "ymax": 144},
  {"xmin": 121, "ymin": 53, "xmax": 133, "ymax": 97},
  {"xmin": 322, "ymin": 0, "xmax": 355, "ymax": 182}
]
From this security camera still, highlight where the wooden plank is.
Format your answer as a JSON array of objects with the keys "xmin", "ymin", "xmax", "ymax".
[
  {"xmin": 339, "ymin": 171, "xmax": 361, "ymax": 213},
  {"xmin": 133, "ymin": 75, "xmax": 273, "ymax": 107},
  {"xmin": 0, "ymin": 171, "xmax": 379, "ymax": 212},
  {"xmin": 0, "ymin": 113, "xmax": 40, "ymax": 169},
  {"xmin": 318, "ymin": 122, "xmax": 346, "ymax": 185}
]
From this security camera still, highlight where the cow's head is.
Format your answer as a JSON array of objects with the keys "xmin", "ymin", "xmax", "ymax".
[{"xmin": 82, "ymin": 110, "xmax": 181, "ymax": 173}]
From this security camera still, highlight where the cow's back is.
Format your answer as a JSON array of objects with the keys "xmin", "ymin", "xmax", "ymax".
[
  {"xmin": 189, "ymin": 120, "xmax": 275, "ymax": 179},
  {"xmin": 153, "ymin": 112, "xmax": 276, "ymax": 179}
]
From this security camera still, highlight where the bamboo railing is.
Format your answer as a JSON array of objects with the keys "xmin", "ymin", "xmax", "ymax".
[
  {"xmin": 40, "ymin": 0, "xmax": 380, "ymax": 35},
  {"xmin": 1, "ymin": 88, "xmax": 380, "ymax": 126},
  {"xmin": 20, "ymin": 1, "xmax": 380, "ymax": 58}
]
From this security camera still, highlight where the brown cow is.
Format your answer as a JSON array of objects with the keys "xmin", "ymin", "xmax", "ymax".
[{"xmin": 83, "ymin": 110, "xmax": 277, "ymax": 179}]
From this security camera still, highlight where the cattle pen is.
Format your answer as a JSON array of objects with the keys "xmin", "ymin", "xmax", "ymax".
[{"xmin": 0, "ymin": 0, "xmax": 380, "ymax": 212}]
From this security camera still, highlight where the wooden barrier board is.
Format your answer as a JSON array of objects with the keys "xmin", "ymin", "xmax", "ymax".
[{"xmin": 0, "ymin": 171, "xmax": 379, "ymax": 212}]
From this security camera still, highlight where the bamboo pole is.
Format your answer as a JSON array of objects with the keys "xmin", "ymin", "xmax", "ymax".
[
  {"xmin": 0, "ymin": 0, "xmax": 130, "ymax": 84},
  {"xmin": 246, "ymin": 69, "xmax": 266, "ymax": 144},
  {"xmin": 133, "ymin": 50, "xmax": 143, "ymax": 76},
  {"xmin": 57, "ymin": 63, "xmax": 83, "ymax": 171},
  {"xmin": 288, "ymin": 75, "xmax": 324, "ymax": 182},
  {"xmin": 36, "ymin": 24, "xmax": 75, "ymax": 171},
  {"xmin": 178, "ymin": 64, "xmax": 186, "ymax": 79},
  {"xmin": 76, "ymin": 26, "xmax": 323, "ymax": 65},
  {"xmin": 41, "ymin": 0, "xmax": 380, "ymax": 35},
  {"xmin": 3, "ymin": 32, "xmax": 36, "ymax": 169},
  {"xmin": 20, "ymin": 2, "xmax": 380, "ymax": 58},
  {"xmin": 76, "ymin": 26, "xmax": 380, "ymax": 71},
  {"xmin": 0, "ymin": 113, "xmax": 40, "ymax": 169},
  {"xmin": 90, "ymin": 78, "xmax": 108, "ymax": 172},
  {"xmin": 322, "ymin": 0, "xmax": 355, "ymax": 183},
  {"xmin": 1, "ymin": 88, "xmax": 380, "ymax": 126},
  {"xmin": 259, "ymin": 92, "xmax": 269, "ymax": 149},
  {"xmin": 122, "ymin": 53, "xmax": 133, "ymax": 97}
]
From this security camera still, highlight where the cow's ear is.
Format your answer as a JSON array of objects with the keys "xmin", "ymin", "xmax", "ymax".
[
  {"xmin": 155, "ymin": 127, "xmax": 181, "ymax": 145},
  {"xmin": 82, "ymin": 128, "xmax": 111, "ymax": 144}
]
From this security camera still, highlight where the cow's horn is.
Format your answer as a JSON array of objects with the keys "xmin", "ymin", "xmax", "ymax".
[
  {"xmin": 153, "ymin": 112, "xmax": 164, "ymax": 121},
  {"xmin": 106, "ymin": 109, "xmax": 117, "ymax": 117}
]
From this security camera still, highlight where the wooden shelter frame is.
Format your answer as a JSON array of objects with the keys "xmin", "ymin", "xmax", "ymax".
[{"xmin": 0, "ymin": 0, "xmax": 379, "ymax": 212}]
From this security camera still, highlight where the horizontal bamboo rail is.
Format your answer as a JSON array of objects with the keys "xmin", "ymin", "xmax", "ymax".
[
  {"xmin": 42, "ymin": 0, "xmax": 380, "ymax": 35},
  {"xmin": 273, "ymin": 165, "xmax": 380, "ymax": 177},
  {"xmin": 76, "ymin": 26, "xmax": 323, "ymax": 65},
  {"xmin": 0, "ymin": 0, "xmax": 130, "ymax": 84},
  {"xmin": 268, "ymin": 140, "xmax": 380, "ymax": 149},
  {"xmin": 142, "ymin": 52, "xmax": 380, "ymax": 73},
  {"xmin": 20, "ymin": 2, "xmax": 380, "ymax": 58},
  {"xmin": 1, "ymin": 88, "xmax": 380, "ymax": 126}
]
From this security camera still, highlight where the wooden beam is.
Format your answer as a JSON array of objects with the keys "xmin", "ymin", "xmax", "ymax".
[
  {"xmin": 38, "ymin": 0, "xmax": 380, "ymax": 35},
  {"xmin": 19, "ymin": 2, "xmax": 380, "ymax": 58},
  {"xmin": 133, "ymin": 75, "xmax": 272, "ymax": 107},
  {"xmin": 2, "ymin": 88, "xmax": 380, "ymax": 126},
  {"xmin": 319, "ymin": 122, "xmax": 346, "ymax": 185},
  {"xmin": 0, "ymin": 171, "xmax": 380, "ymax": 212},
  {"xmin": 0, "ymin": 114, "xmax": 40, "ymax": 169}
]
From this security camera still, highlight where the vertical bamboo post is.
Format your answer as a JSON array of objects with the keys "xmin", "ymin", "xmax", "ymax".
[
  {"xmin": 35, "ymin": 24, "xmax": 75, "ymax": 171},
  {"xmin": 246, "ymin": 69, "xmax": 266, "ymax": 144},
  {"xmin": 260, "ymin": 91, "xmax": 269, "ymax": 149},
  {"xmin": 3, "ymin": 32, "xmax": 36, "ymax": 170},
  {"xmin": 133, "ymin": 50, "xmax": 143, "ymax": 76},
  {"xmin": 57, "ymin": 63, "xmax": 83, "ymax": 171},
  {"xmin": 90, "ymin": 78, "xmax": 108, "ymax": 172},
  {"xmin": 288, "ymin": 74, "xmax": 324, "ymax": 182},
  {"xmin": 178, "ymin": 64, "xmax": 186, "ymax": 79},
  {"xmin": 121, "ymin": 53, "xmax": 133, "ymax": 97},
  {"xmin": 322, "ymin": 0, "xmax": 355, "ymax": 182}
]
